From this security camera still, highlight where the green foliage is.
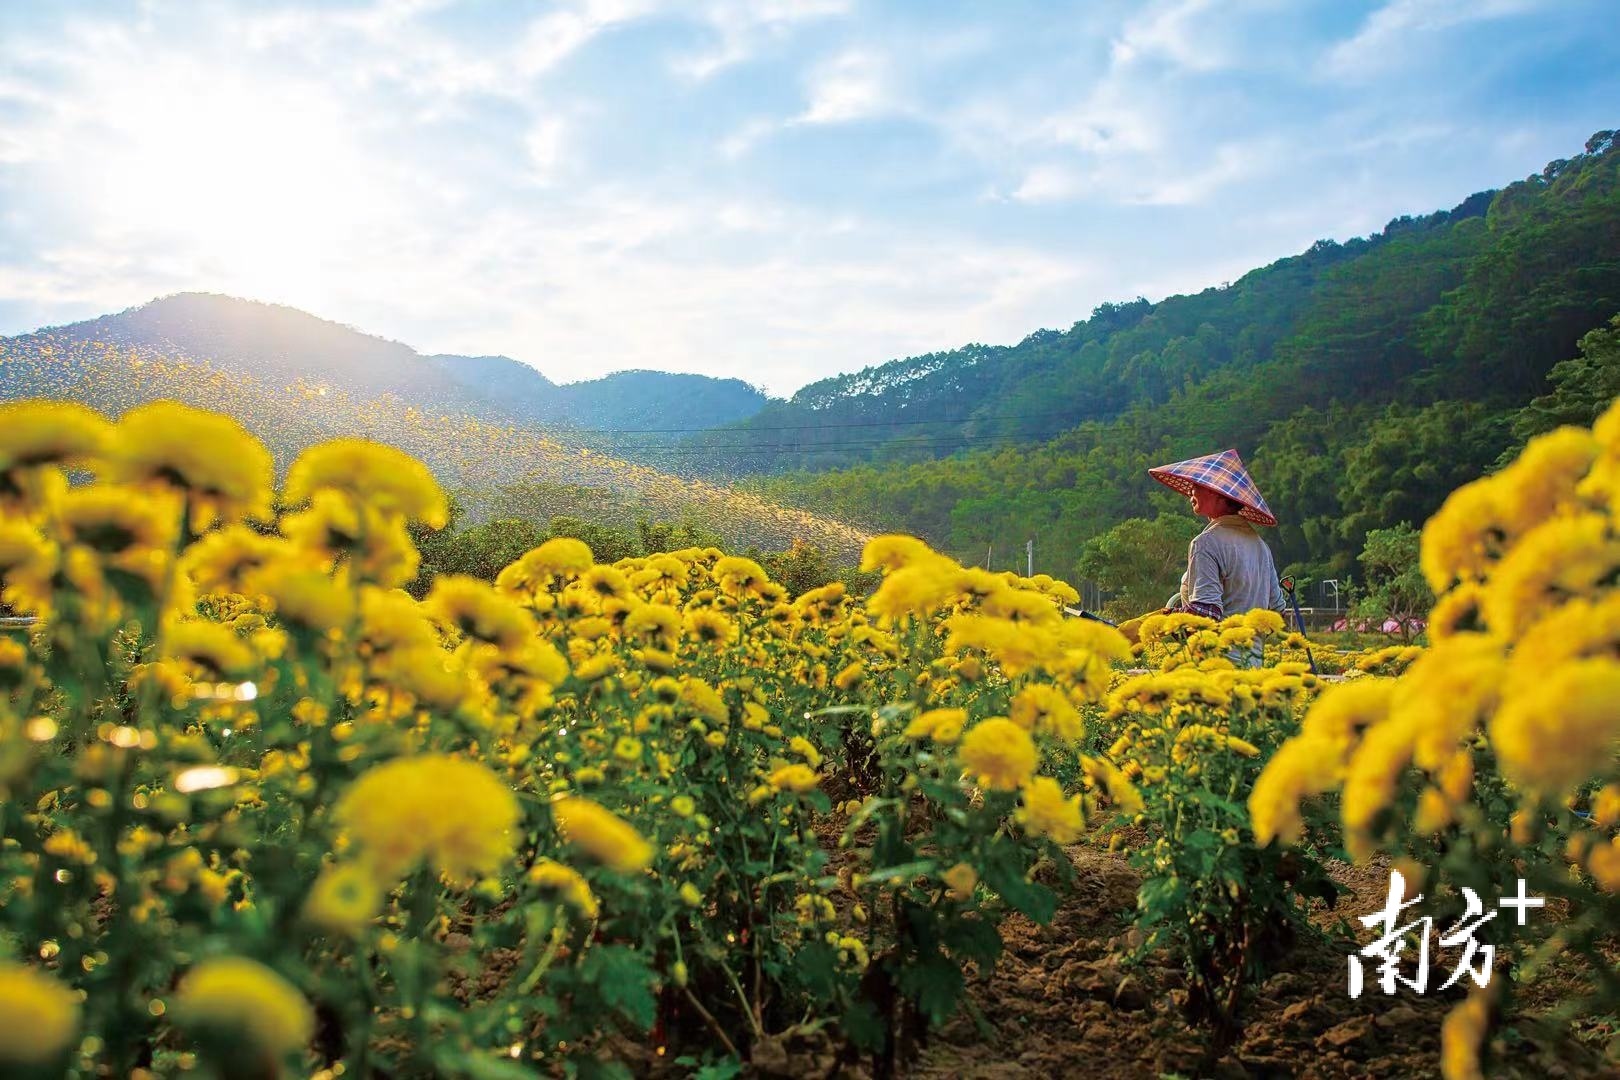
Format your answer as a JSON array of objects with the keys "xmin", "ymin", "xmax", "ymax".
[
  {"xmin": 1074, "ymin": 515, "xmax": 1200, "ymax": 619},
  {"xmin": 1098, "ymin": 629, "xmax": 1338, "ymax": 1059},
  {"xmin": 756, "ymin": 540, "xmax": 838, "ymax": 598},
  {"xmin": 736, "ymin": 131, "xmax": 1620, "ymax": 598},
  {"xmin": 410, "ymin": 488, "xmax": 729, "ymax": 596},
  {"xmin": 1510, "ymin": 315, "xmax": 1620, "ymax": 447},
  {"xmin": 1334, "ymin": 401, "xmax": 1513, "ymax": 555},
  {"xmin": 1349, "ymin": 524, "xmax": 1432, "ymax": 641}
]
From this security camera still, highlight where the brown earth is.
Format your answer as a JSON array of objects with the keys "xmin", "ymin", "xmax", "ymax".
[{"xmin": 909, "ymin": 847, "xmax": 1619, "ymax": 1080}]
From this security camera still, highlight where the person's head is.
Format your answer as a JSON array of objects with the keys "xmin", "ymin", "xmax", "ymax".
[{"xmin": 1189, "ymin": 484, "xmax": 1242, "ymax": 519}]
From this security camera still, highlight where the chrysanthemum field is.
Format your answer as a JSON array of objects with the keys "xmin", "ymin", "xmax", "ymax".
[{"xmin": 1, "ymin": 396, "xmax": 1618, "ymax": 1079}]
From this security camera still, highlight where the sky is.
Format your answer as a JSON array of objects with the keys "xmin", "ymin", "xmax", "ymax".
[{"xmin": 1, "ymin": 1, "xmax": 1615, "ymax": 396}]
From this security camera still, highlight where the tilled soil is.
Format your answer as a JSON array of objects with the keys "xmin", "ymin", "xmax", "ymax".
[{"xmin": 910, "ymin": 847, "xmax": 1616, "ymax": 1080}]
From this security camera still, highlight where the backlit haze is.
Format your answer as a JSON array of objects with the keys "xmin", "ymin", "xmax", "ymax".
[{"xmin": 1, "ymin": 0, "xmax": 1614, "ymax": 395}]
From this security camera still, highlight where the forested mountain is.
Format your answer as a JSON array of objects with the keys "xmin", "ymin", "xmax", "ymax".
[
  {"xmin": 710, "ymin": 129, "xmax": 1620, "ymax": 590},
  {"xmin": 422, "ymin": 354, "xmax": 765, "ymax": 433},
  {"xmin": 7, "ymin": 292, "xmax": 766, "ymax": 434}
]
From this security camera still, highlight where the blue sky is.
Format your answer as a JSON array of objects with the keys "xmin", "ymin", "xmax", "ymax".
[{"xmin": 1, "ymin": 0, "xmax": 1615, "ymax": 395}]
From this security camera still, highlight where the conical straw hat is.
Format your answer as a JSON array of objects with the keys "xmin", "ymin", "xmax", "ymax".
[{"xmin": 1148, "ymin": 448, "xmax": 1277, "ymax": 527}]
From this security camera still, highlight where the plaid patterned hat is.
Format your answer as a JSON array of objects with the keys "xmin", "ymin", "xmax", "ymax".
[{"xmin": 1148, "ymin": 448, "xmax": 1277, "ymax": 527}]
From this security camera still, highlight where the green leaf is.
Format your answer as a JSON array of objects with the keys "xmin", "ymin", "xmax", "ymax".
[
  {"xmin": 793, "ymin": 939, "xmax": 841, "ymax": 999},
  {"xmin": 942, "ymin": 915, "xmax": 1002, "ymax": 967},
  {"xmin": 860, "ymin": 859, "xmax": 935, "ymax": 886},
  {"xmin": 980, "ymin": 839, "xmax": 1057, "ymax": 923},
  {"xmin": 899, "ymin": 953, "xmax": 964, "ymax": 1027},
  {"xmin": 842, "ymin": 998, "xmax": 888, "ymax": 1052},
  {"xmin": 580, "ymin": 945, "xmax": 658, "ymax": 1031}
]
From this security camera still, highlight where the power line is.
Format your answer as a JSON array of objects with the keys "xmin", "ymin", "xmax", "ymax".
[
  {"xmin": 578, "ymin": 432, "xmax": 1077, "ymax": 455},
  {"xmin": 571, "ymin": 413, "xmax": 1260, "ymax": 459},
  {"xmin": 544, "ymin": 408, "xmax": 1095, "ymax": 435}
]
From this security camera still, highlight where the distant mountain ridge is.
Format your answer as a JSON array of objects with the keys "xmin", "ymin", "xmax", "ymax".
[
  {"xmin": 720, "ymin": 127, "xmax": 1620, "ymax": 585},
  {"xmin": 17, "ymin": 292, "xmax": 767, "ymax": 433}
]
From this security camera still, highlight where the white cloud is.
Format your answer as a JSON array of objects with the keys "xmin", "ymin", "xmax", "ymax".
[
  {"xmin": 1326, "ymin": 0, "xmax": 1542, "ymax": 78},
  {"xmin": 524, "ymin": 116, "xmax": 570, "ymax": 184},
  {"xmin": 1110, "ymin": 0, "xmax": 1224, "ymax": 72},
  {"xmin": 798, "ymin": 49, "xmax": 895, "ymax": 124},
  {"xmin": 1129, "ymin": 137, "xmax": 1285, "ymax": 206},
  {"xmin": 718, "ymin": 117, "xmax": 778, "ymax": 159},
  {"xmin": 1009, "ymin": 164, "xmax": 1087, "ymax": 204},
  {"xmin": 720, "ymin": 44, "xmax": 901, "ymax": 155},
  {"xmin": 516, "ymin": 0, "xmax": 659, "ymax": 79},
  {"xmin": 669, "ymin": 0, "xmax": 853, "ymax": 81},
  {"xmin": 1, "ymin": 0, "xmax": 1611, "ymax": 402}
]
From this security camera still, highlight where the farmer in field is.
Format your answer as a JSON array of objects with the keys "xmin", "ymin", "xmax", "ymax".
[{"xmin": 1122, "ymin": 449, "xmax": 1288, "ymax": 663}]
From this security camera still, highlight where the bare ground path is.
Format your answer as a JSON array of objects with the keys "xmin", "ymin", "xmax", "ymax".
[{"xmin": 912, "ymin": 847, "xmax": 1616, "ymax": 1080}]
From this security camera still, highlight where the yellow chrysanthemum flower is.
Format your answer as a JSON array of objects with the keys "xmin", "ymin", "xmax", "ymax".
[
  {"xmin": 0, "ymin": 521, "xmax": 57, "ymax": 612},
  {"xmin": 859, "ymin": 534, "xmax": 934, "ymax": 572},
  {"xmin": 304, "ymin": 863, "xmax": 382, "ymax": 936},
  {"xmin": 767, "ymin": 763, "xmax": 821, "ymax": 794},
  {"xmin": 683, "ymin": 608, "xmax": 735, "ymax": 645},
  {"xmin": 788, "ymin": 735, "xmax": 823, "ymax": 768},
  {"xmin": 1242, "ymin": 608, "xmax": 1285, "ymax": 635},
  {"xmin": 624, "ymin": 603, "xmax": 681, "ymax": 648},
  {"xmin": 0, "ymin": 962, "xmax": 80, "ymax": 1065},
  {"xmin": 525, "ymin": 536, "xmax": 596, "ymax": 578},
  {"xmin": 1495, "ymin": 425, "xmax": 1599, "ymax": 530},
  {"xmin": 162, "ymin": 618, "xmax": 257, "ymax": 680},
  {"xmin": 981, "ymin": 587, "xmax": 1061, "ymax": 627},
  {"xmin": 579, "ymin": 564, "xmax": 630, "ymax": 603},
  {"xmin": 1016, "ymin": 776, "xmax": 1085, "ymax": 844},
  {"xmin": 528, "ymin": 858, "xmax": 599, "ymax": 919},
  {"xmin": 1248, "ymin": 734, "xmax": 1343, "ymax": 847},
  {"xmin": 182, "ymin": 525, "xmax": 290, "ymax": 594},
  {"xmin": 1170, "ymin": 723, "xmax": 1260, "ymax": 763},
  {"xmin": 1008, "ymin": 684, "xmax": 1084, "ymax": 741},
  {"xmin": 357, "ymin": 585, "xmax": 440, "ymax": 657},
  {"xmin": 1438, "ymin": 987, "xmax": 1492, "ymax": 1080},
  {"xmin": 553, "ymin": 796, "xmax": 653, "ymax": 872},
  {"xmin": 943, "ymin": 614, "xmax": 1054, "ymax": 679},
  {"xmin": 832, "ymin": 661, "xmax": 865, "ymax": 691},
  {"xmin": 284, "ymin": 438, "xmax": 447, "ymax": 527},
  {"xmin": 369, "ymin": 645, "xmax": 482, "ymax": 714},
  {"xmin": 175, "ymin": 957, "xmax": 314, "ymax": 1061},
  {"xmin": 108, "ymin": 401, "xmax": 273, "ymax": 524},
  {"xmin": 1420, "ymin": 473, "xmax": 1512, "ymax": 592},
  {"xmin": 1482, "ymin": 512, "xmax": 1620, "ymax": 637},
  {"xmin": 424, "ymin": 574, "xmax": 536, "ymax": 653},
  {"xmin": 1080, "ymin": 755, "xmax": 1144, "ymax": 816},
  {"xmin": 958, "ymin": 717, "xmax": 1038, "ymax": 791},
  {"xmin": 337, "ymin": 755, "xmax": 519, "ymax": 881},
  {"xmin": 0, "ymin": 399, "xmax": 110, "ymax": 472},
  {"xmin": 244, "ymin": 561, "xmax": 356, "ymax": 633},
  {"xmin": 678, "ymin": 677, "xmax": 729, "ymax": 724},
  {"xmin": 902, "ymin": 707, "xmax": 966, "ymax": 740},
  {"xmin": 1490, "ymin": 659, "xmax": 1620, "ymax": 796},
  {"xmin": 866, "ymin": 558, "xmax": 965, "ymax": 623},
  {"xmin": 941, "ymin": 862, "xmax": 978, "ymax": 900}
]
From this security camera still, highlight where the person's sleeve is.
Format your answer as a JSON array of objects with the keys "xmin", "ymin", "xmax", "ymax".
[{"xmin": 1184, "ymin": 538, "xmax": 1223, "ymax": 620}]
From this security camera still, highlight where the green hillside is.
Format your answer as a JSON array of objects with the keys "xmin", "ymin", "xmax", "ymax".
[{"xmin": 703, "ymin": 129, "xmax": 1620, "ymax": 591}]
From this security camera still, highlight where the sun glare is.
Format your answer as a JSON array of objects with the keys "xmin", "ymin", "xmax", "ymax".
[{"xmin": 71, "ymin": 62, "xmax": 381, "ymax": 293}]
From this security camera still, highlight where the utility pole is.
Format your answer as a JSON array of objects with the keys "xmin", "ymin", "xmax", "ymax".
[{"xmin": 1026, "ymin": 539, "xmax": 1033, "ymax": 577}]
